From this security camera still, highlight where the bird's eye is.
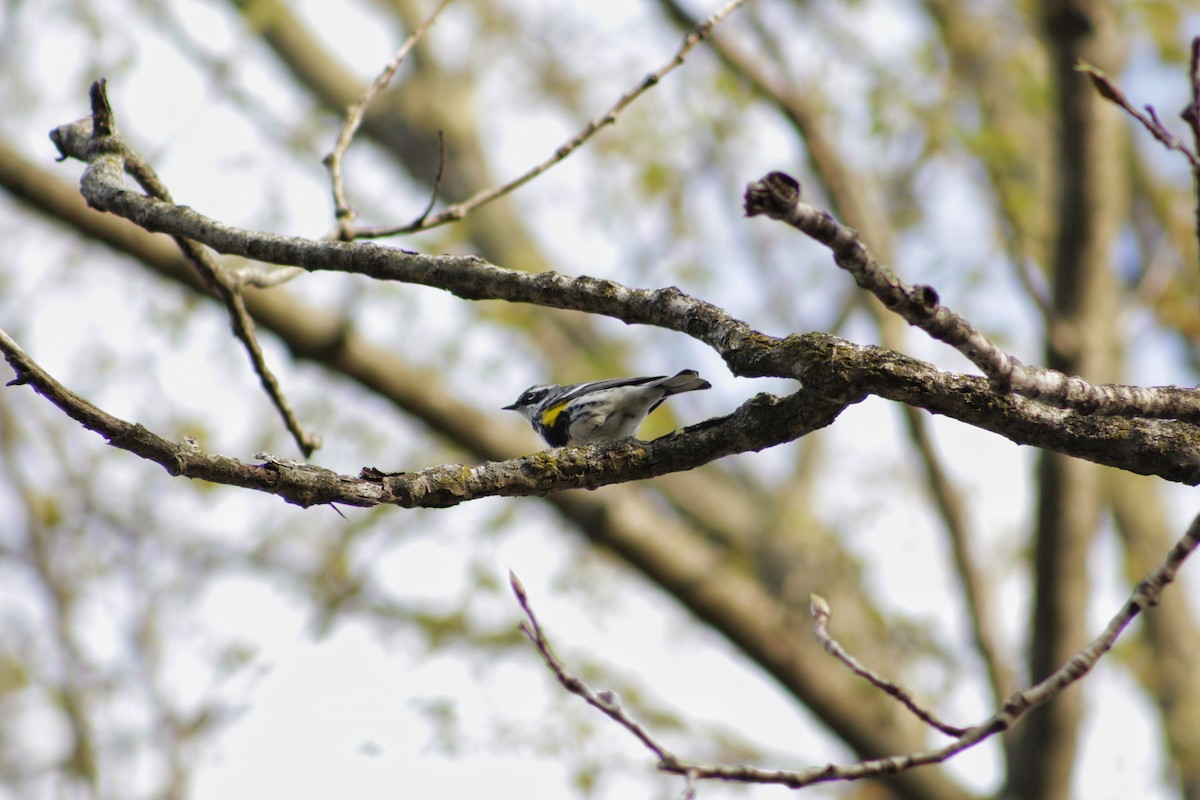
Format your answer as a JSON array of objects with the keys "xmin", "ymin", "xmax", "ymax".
[{"xmin": 520, "ymin": 387, "xmax": 549, "ymax": 405}]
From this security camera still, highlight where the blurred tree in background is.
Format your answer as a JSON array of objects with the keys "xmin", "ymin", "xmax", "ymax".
[{"xmin": 1, "ymin": 1, "xmax": 1199, "ymax": 799}]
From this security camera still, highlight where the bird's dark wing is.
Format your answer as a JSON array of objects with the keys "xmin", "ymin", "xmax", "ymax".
[{"xmin": 552, "ymin": 375, "xmax": 665, "ymax": 404}]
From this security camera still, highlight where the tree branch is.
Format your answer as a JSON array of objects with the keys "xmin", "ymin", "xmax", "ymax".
[
  {"xmin": 39, "ymin": 93, "xmax": 1200, "ymax": 487},
  {"xmin": 1079, "ymin": 45, "xmax": 1200, "ymax": 273},
  {"xmin": 353, "ymin": 0, "xmax": 753, "ymax": 238},
  {"xmin": 52, "ymin": 80, "xmax": 319, "ymax": 456},
  {"xmin": 0, "ymin": 327, "xmax": 848, "ymax": 506},
  {"xmin": 744, "ymin": 171, "xmax": 1200, "ymax": 422},
  {"xmin": 323, "ymin": 0, "xmax": 454, "ymax": 239},
  {"xmin": 515, "ymin": 511, "xmax": 1200, "ymax": 792},
  {"xmin": 810, "ymin": 594, "xmax": 968, "ymax": 737}
]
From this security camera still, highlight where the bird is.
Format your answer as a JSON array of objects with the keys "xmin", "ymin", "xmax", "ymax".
[{"xmin": 504, "ymin": 369, "xmax": 711, "ymax": 448}]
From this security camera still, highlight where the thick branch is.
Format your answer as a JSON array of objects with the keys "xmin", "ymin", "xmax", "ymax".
[
  {"xmin": 786, "ymin": 333, "xmax": 1200, "ymax": 485},
  {"xmin": 42, "ymin": 107, "xmax": 1200, "ymax": 484},
  {"xmin": 745, "ymin": 172, "xmax": 1200, "ymax": 422},
  {"xmin": 0, "ymin": 328, "xmax": 847, "ymax": 506},
  {"xmin": 49, "ymin": 110, "xmax": 758, "ymax": 357}
]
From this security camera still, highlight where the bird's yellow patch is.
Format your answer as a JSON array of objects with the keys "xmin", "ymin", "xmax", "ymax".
[{"xmin": 540, "ymin": 401, "xmax": 569, "ymax": 428}]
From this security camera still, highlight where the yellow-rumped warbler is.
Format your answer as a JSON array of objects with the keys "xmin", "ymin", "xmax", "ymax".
[{"xmin": 504, "ymin": 370, "xmax": 711, "ymax": 447}]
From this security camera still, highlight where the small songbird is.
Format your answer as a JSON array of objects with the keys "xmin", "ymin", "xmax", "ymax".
[{"xmin": 504, "ymin": 370, "xmax": 711, "ymax": 448}]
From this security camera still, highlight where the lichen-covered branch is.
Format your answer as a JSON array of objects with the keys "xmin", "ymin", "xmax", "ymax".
[
  {"xmin": 0, "ymin": 328, "xmax": 846, "ymax": 506},
  {"xmin": 33, "ymin": 84, "xmax": 1200, "ymax": 494},
  {"xmin": 52, "ymin": 80, "xmax": 319, "ymax": 456},
  {"xmin": 744, "ymin": 171, "xmax": 1200, "ymax": 422}
]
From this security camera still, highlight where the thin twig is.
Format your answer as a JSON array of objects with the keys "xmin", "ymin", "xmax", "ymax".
[
  {"xmin": 323, "ymin": 0, "xmax": 455, "ymax": 241},
  {"xmin": 407, "ymin": 130, "xmax": 446, "ymax": 229},
  {"xmin": 510, "ymin": 571, "xmax": 678, "ymax": 764},
  {"xmin": 69, "ymin": 81, "xmax": 321, "ymax": 456},
  {"xmin": 899, "ymin": 406, "xmax": 1014, "ymax": 709},
  {"xmin": 515, "ymin": 514, "xmax": 1200, "ymax": 790},
  {"xmin": 1075, "ymin": 62, "xmax": 1199, "ymax": 168},
  {"xmin": 353, "ymin": 0, "xmax": 753, "ymax": 238},
  {"xmin": 1078, "ymin": 54, "xmax": 1200, "ymax": 273},
  {"xmin": 810, "ymin": 594, "xmax": 968, "ymax": 737}
]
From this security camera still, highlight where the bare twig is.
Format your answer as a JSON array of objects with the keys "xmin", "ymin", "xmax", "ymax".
[
  {"xmin": 323, "ymin": 0, "xmax": 454, "ymax": 240},
  {"xmin": 511, "ymin": 571, "xmax": 679, "ymax": 764},
  {"xmin": 1187, "ymin": 37, "xmax": 1200, "ymax": 152},
  {"xmin": 1075, "ymin": 62, "xmax": 1199, "ymax": 169},
  {"xmin": 352, "ymin": 0, "xmax": 752, "ymax": 239},
  {"xmin": 52, "ymin": 80, "xmax": 321, "ymax": 456},
  {"xmin": 515, "ymin": 514, "xmax": 1200, "ymax": 790},
  {"xmin": 1078, "ymin": 53, "xmax": 1200, "ymax": 272},
  {"xmin": 809, "ymin": 594, "xmax": 968, "ymax": 737},
  {"xmin": 744, "ymin": 171, "xmax": 1200, "ymax": 422},
  {"xmin": 406, "ymin": 129, "xmax": 446, "ymax": 229}
]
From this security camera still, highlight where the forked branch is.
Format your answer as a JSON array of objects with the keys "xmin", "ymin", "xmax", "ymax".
[
  {"xmin": 350, "ymin": 0, "xmax": 753, "ymax": 239},
  {"xmin": 1077, "ymin": 39, "xmax": 1200, "ymax": 271},
  {"xmin": 744, "ymin": 171, "xmax": 1200, "ymax": 422},
  {"xmin": 51, "ymin": 80, "xmax": 318, "ymax": 456},
  {"xmin": 323, "ymin": 0, "xmax": 454, "ymax": 239},
  {"xmin": 514, "ymin": 513, "xmax": 1200, "ymax": 791}
]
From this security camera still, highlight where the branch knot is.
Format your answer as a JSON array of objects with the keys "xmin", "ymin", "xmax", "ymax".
[{"xmin": 743, "ymin": 171, "xmax": 802, "ymax": 218}]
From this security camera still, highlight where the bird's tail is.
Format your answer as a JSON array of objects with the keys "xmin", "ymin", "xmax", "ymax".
[{"xmin": 659, "ymin": 370, "xmax": 711, "ymax": 395}]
